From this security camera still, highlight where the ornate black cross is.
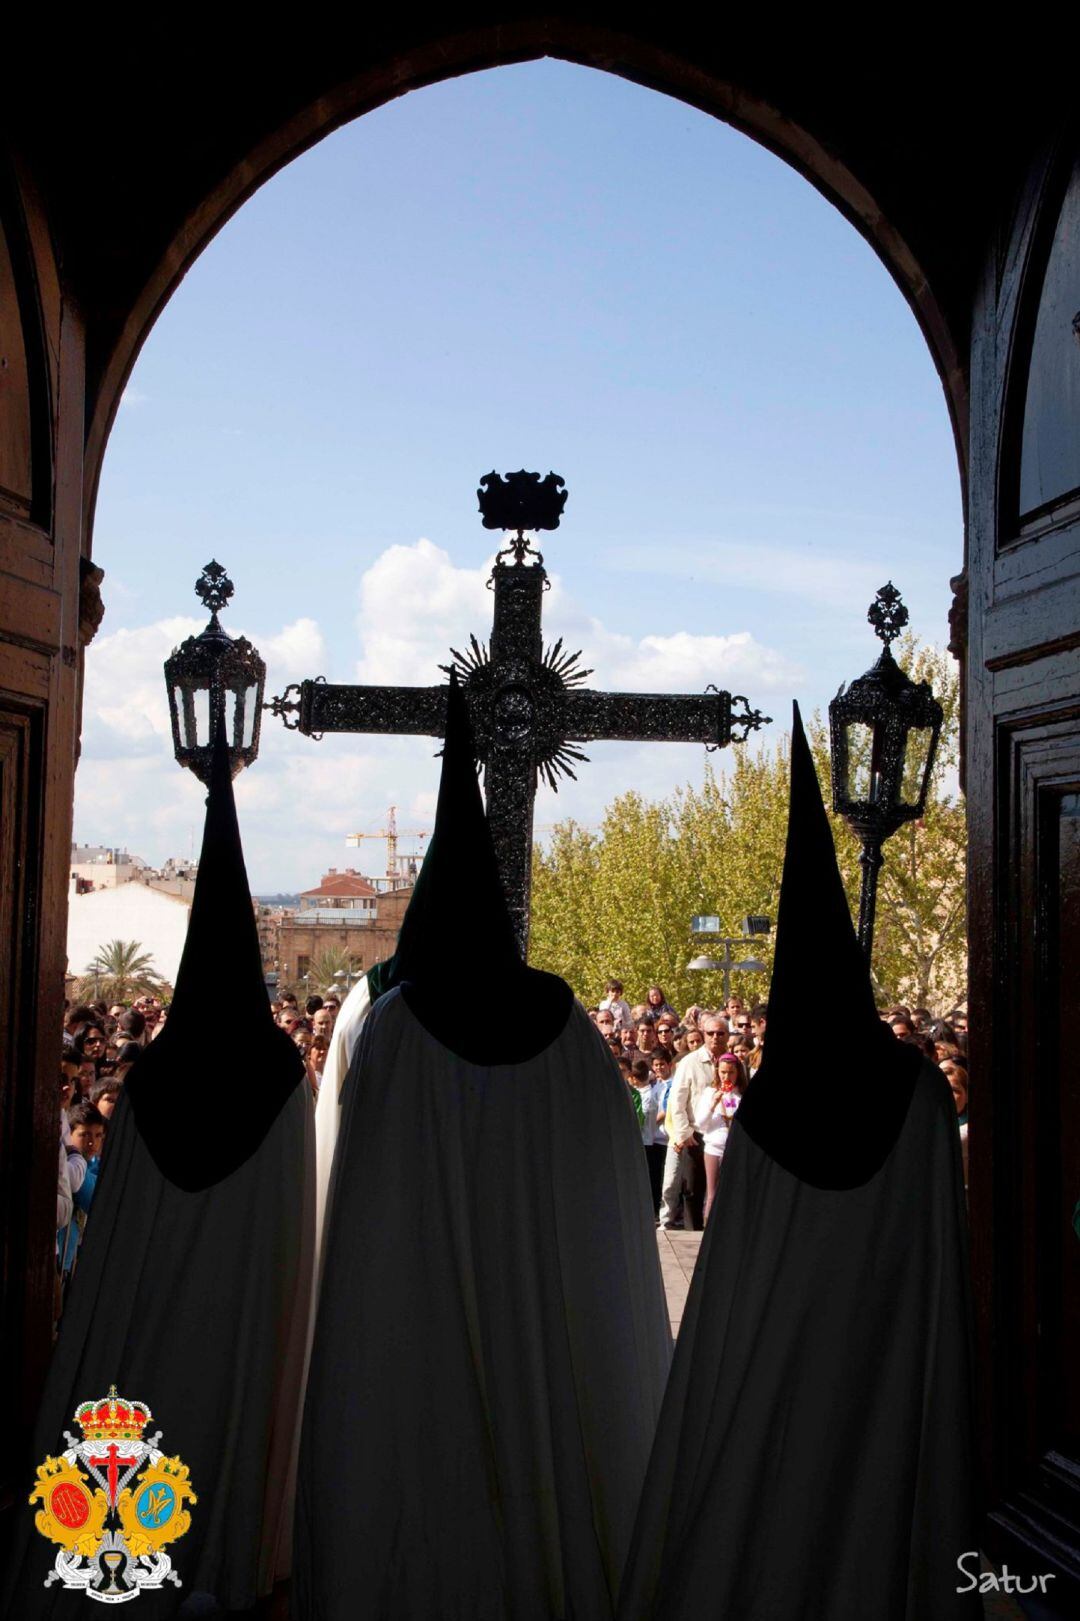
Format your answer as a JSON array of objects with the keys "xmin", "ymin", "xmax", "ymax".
[{"xmin": 267, "ymin": 472, "xmax": 770, "ymax": 955}]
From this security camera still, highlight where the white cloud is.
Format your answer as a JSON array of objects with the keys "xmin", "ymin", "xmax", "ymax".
[
  {"xmin": 356, "ymin": 539, "xmax": 800, "ymax": 694},
  {"xmin": 355, "ymin": 538, "xmax": 492, "ymax": 683},
  {"xmin": 75, "ymin": 541, "xmax": 800, "ymax": 889},
  {"xmin": 119, "ymin": 387, "xmax": 149, "ymax": 409},
  {"xmin": 85, "ymin": 616, "xmax": 203, "ymax": 753},
  {"xmin": 262, "ymin": 617, "xmax": 326, "ymax": 679}
]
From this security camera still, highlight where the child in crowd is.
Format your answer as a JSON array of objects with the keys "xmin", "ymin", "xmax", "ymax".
[
  {"xmin": 694, "ymin": 1053, "xmax": 747, "ymax": 1223},
  {"xmin": 644, "ymin": 1054, "xmax": 672, "ymax": 1213},
  {"xmin": 58, "ymin": 1101, "xmax": 107, "ymax": 1286},
  {"xmin": 628, "ymin": 1058, "xmax": 649, "ymax": 1130},
  {"xmin": 89, "ymin": 1077, "xmax": 121, "ymax": 1120}
]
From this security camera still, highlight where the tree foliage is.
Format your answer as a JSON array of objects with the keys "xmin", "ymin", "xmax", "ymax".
[
  {"xmin": 77, "ymin": 939, "xmax": 168, "ymax": 1004},
  {"xmin": 306, "ymin": 944, "xmax": 364, "ymax": 996},
  {"xmin": 530, "ymin": 635, "xmax": 966, "ymax": 1013}
]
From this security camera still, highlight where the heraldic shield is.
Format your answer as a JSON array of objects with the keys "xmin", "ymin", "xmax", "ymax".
[{"xmin": 29, "ymin": 1385, "xmax": 196, "ymax": 1603}]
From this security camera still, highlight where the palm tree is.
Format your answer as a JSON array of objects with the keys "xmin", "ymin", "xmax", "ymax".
[
  {"xmin": 308, "ymin": 945, "xmax": 363, "ymax": 997},
  {"xmin": 78, "ymin": 939, "xmax": 167, "ymax": 1004}
]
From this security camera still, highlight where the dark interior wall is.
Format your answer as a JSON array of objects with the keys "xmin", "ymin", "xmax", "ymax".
[
  {"xmin": 1, "ymin": 12, "xmax": 1076, "ymax": 1590},
  {"xmin": 8, "ymin": 16, "xmax": 1030, "ymax": 519}
]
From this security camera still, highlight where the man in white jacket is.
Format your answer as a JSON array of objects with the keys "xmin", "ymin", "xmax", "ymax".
[{"xmin": 657, "ymin": 1013, "xmax": 726, "ymax": 1229}]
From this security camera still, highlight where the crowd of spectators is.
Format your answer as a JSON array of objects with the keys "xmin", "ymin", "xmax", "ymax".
[
  {"xmin": 55, "ymin": 989, "xmax": 343, "ymax": 1303},
  {"xmin": 587, "ymin": 979, "xmax": 971, "ymax": 1229},
  {"xmin": 54, "ymin": 977, "xmax": 969, "ymax": 1307}
]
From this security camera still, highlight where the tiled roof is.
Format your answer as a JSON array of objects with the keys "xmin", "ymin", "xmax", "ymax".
[{"xmin": 299, "ymin": 870, "xmax": 379, "ymax": 899}]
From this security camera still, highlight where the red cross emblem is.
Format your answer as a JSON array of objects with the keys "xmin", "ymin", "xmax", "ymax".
[{"xmin": 87, "ymin": 1443, "xmax": 139, "ymax": 1508}]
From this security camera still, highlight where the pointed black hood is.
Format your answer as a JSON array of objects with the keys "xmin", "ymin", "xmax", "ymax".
[
  {"xmin": 393, "ymin": 671, "xmax": 571, "ymax": 1062},
  {"xmin": 127, "ymin": 730, "xmax": 305, "ymax": 1190},
  {"xmin": 734, "ymin": 702, "xmax": 918, "ymax": 1188}
]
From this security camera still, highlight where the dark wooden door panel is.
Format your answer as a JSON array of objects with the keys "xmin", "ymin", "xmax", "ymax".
[
  {"xmin": 970, "ymin": 123, "xmax": 1080, "ymax": 1606},
  {"xmin": 0, "ymin": 697, "xmax": 49, "ymax": 1513},
  {"xmin": 1017, "ymin": 155, "xmax": 1080, "ymax": 521}
]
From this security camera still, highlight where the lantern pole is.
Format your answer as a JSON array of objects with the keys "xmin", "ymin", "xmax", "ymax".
[{"xmin": 856, "ymin": 838, "xmax": 884, "ymax": 961}]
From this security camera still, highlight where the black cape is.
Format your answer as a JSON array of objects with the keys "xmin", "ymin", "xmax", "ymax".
[
  {"xmin": 2, "ymin": 735, "xmax": 314, "ymax": 1616},
  {"xmin": 617, "ymin": 706, "xmax": 980, "ymax": 1621}
]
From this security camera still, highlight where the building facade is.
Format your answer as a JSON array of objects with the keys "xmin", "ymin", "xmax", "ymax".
[{"xmin": 265, "ymin": 868, "xmax": 414, "ymax": 988}]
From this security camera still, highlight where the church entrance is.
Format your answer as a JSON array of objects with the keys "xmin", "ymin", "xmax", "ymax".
[{"xmin": 1, "ymin": 25, "xmax": 1075, "ymax": 1608}]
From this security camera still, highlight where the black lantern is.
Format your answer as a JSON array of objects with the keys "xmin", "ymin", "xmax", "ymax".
[
  {"xmin": 829, "ymin": 583, "xmax": 943, "ymax": 958},
  {"xmin": 164, "ymin": 561, "xmax": 265, "ymax": 783}
]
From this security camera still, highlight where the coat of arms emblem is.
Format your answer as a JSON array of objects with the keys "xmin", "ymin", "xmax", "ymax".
[{"xmin": 30, "ymin": 1385, "xmax": 196, "ymax": 1602}]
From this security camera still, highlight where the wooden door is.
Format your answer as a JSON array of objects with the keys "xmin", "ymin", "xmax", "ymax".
[
  {"xmin": 0, "ymin": 159, "xmax": 85, "ymax": 1522},
  {"xmin": 968, "ymin": 130, "xmax": 1080, "ymax": 1603}
]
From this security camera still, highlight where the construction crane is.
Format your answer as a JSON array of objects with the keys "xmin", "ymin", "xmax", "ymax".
[{"xmin": 346, "ymin": 806, "xmax": 429, "ymax": 884}]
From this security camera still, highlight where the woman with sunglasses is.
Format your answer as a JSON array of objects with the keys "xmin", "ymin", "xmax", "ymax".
[
  {"xmin": 654, "ymin": 1018, "xmax": 679, "ymax": 1060},
  {"xmin": 72, "ymin": 1026, "xmax": 108, "ymax": 1093}
]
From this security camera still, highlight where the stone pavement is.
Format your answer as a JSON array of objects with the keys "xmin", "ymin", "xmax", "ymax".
[{"xmin": 656, "ymin": 1226, "xmax": 702, "ymax": 1336}]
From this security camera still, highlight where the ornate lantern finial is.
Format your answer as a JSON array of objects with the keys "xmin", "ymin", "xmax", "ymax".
[
  {"xmin": 164, "ymin": 562, "xmax": 266, "ymax": 784},
  {"xmin": 866, "ymin": 580, "xmax": 909, "ymax": 646},
  {"xmin": 194, "ymin": 558, "xmax": 235, "ymax": 618},
  {"xmin": 828, "ymin": 584, "xmax": 944, "ymax": 959}
]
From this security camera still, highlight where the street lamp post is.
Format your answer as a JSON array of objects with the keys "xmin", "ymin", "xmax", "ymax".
[
  {"xmin": 687, "ymin": 915, "xmax": 770, "ymax": 1005},
  {"xmin": 828, "ymin": 585, "xmax": 943, "ymax": 960}
]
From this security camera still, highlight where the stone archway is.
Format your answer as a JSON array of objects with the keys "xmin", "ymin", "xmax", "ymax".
[
  {"xmin": 12, "ymin": 22, "xmax": 1077, "ymax": 1592},
  {"xmin": 80, "ymin": 24, "xmax": 970, "ymax": 544}
]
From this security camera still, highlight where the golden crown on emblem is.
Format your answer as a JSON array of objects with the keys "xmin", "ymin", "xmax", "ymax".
[{"xmin": 74, "ymin": 1384, "xmax": 152, "ymax": 1443}]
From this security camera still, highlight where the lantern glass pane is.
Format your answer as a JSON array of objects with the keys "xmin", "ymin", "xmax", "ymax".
[
  {"xmin": 193, "ymin": 686, "xmax": 212, "ymax": 750},
  {"xmin": 901, "ymin": 726, "xmax": 935, "ymax": 808},
  {"xmin": 242, "ymin": 687, "xmax": 258, "ymax": 748},
  {"xmin": 223, "ymin": 689, "xmax": 240, "ymax": 749},
  {"xmin": 844, "ymin": 721, "xmax": 875, "ymax": 801}
]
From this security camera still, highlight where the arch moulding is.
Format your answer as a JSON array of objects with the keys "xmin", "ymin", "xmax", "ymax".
[{"xmin": 82, "ymin": 20, "xmax": 970, "ymax": 542}]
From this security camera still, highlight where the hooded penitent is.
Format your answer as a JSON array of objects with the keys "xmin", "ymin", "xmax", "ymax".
[
  {"xmin": 733, "ymin": 702, "xmax": 920, "ymax": 1186},
  {"xmin": 392, "ymin": 668, "xmax": 571, "ymax": 1061},
  {"xmin": 617, "ymin": 703, "xmax": 980, "ymax": 1621},
  {"xmin": 127, "ymin": 728, "xmax": 306, "ymax": 1188},
  {"xmin": 3, "ymin": 729, "xmax": 314, "ymax": 1619},
  {"xmin": 295, "ymin": 670, "xmax": 672, "ymax": 1621},
  {"xmin": 311, "ymin": 670, "xmax": 569, "ymax": 1276}
]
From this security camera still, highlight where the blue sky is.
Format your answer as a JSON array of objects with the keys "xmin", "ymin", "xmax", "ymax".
[{"xmin": 80, "ymin": 60, "xmax": 963, "ymax": 892}]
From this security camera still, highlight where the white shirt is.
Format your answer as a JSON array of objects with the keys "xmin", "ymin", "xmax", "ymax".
[{"xmin": 693, "ymin": 1086, "xmax": 741, "ymax": 1156}]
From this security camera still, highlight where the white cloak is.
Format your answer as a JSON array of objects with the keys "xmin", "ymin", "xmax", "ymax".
[{"xmin": 294, "ymin": 986, "xmax": 672, "ymax": 1620}]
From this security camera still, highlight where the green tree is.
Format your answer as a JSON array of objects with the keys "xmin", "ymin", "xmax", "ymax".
[
  {"xmin": 530, "ymin": 754, "xmax": 787, "ymax": 1013},
  {"xmin": 530, "ymin": 635, "xmax": 966, "ymax": 1014},
  {"xmin": 78, "ymin": 939, "xmax": 167, "ymax": 1004}
]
